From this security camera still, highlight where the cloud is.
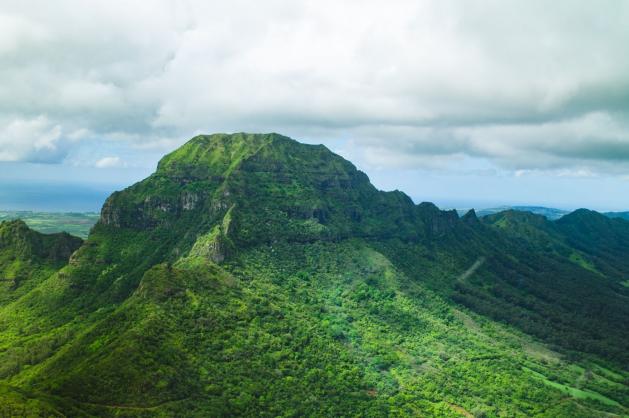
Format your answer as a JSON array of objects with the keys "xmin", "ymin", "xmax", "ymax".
[
  {"xmin": 1, "ymin": 0, "xmax": 629, "ymax": 175},
  {"xmin": 0, "ymin": 116, "xmax": 65, "ymax": 162},
  {"xmin": 0, "ymin": 12, "xmax": 49, "ymax": 54},
  {"xmin": 95, "ymin": 156, "xmax": 124, "ymax": 168}
]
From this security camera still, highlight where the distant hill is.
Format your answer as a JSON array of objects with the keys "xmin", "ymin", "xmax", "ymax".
[
  {"xmin": 0, "ymin": 211, "xmax": 98, "ymax": 238},
  {"xmin": 464, "ymin": 205, "xmax": 629, "ymax": 223},
  {"xmin": 460, "ymin": 205, "xmax": 571, "ymax": 220},
  {"xmin": 0, "ymin": 133, "xmax": 627, "ymax": 417},
  {"xmin": 604, "ymin": 211, "xmax": 629, "ymax": 221},
  {"xmin": 0, "ymin": 220, "xmax": 82, "ymax": 305}
]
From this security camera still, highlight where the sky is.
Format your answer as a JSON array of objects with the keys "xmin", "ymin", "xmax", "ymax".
[{"xmin": 1, "ymin": 0, "xmax": 629, "ymax": 211}]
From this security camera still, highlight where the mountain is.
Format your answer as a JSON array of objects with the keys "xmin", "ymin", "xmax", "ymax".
[
  {"xmin": 470, "ymin": 206, "xmax": 570, "ymax": 220},
  {"xmin": 0, "ymin": 133, "xmax": 627, "ymax": 417},
  {"xmin": 556, "ymin": 209, "xmax": 629, "ymax": 279},
  {"xmin": 0, "ymin": 220, "xmax": 82, "ymax": 305},
  {"xmin": 605, "ymin": 211, "xmax": 629, "ymax": 221},
  {"xmin": 472, "ymin": 205, "xmax": 629, "ymax": 224}
]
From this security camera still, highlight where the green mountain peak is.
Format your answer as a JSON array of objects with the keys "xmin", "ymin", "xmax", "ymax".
[
  {"xmin": 156, "ymin": 132, "xmax": 293, "ymax": 179},
  {"xmin": 99, "ymin": 133, "xmax": 441, "ymax": 263}
]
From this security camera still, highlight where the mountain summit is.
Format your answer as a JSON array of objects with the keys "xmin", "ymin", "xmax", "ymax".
[
  {"xmin": 100, "ymin": 133, "xmax": 461, "ymax": 262},
  {"xmin": 0, "ymin": 134, "xmax": 627, "ymax": 417}
]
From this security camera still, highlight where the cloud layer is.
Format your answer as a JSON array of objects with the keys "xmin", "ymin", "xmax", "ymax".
[{"xmin": 1, "ymin": 0, "xmax": 629, "ymax": 175}]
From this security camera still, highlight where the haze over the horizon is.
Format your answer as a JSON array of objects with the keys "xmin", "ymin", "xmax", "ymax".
[{"xmin": 1, "ymin": 0, "xmax": 629, "ymax": 211}]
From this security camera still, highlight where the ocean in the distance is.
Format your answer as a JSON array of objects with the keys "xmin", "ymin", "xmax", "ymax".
[{"xmin": 0, "ymin": 181, "xmax": 119, "ymax": 212}]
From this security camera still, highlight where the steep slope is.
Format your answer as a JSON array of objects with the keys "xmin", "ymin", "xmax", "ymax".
[
  {"xmin": 376, "ymin": 208, "xmax": 629, "ymax": 367},
  {"xmin": 464, "ymin": 210, "xmax": 629, "ymax": 364},
  {"xmin": 0, "ymin": 220, "xmax": 82, "ymax": 305},
  {"xmin": 556, "ymin": 209, "xmax": 629, "ymax": 280},
  {"xmin": 0, "ymin": 133, "xmax": 628, "ymax": 417}
]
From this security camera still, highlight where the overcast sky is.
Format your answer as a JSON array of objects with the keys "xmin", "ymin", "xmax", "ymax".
[{"xmin": 1, "ymin": 0, "xmax": 629, "ymax": 211}]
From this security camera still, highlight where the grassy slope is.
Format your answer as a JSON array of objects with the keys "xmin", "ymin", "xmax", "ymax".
[
  {"xmin": 1, "ymin": 240, "xmax": 627, "ymax": 416},
  {"xmin": 367, "ymin": 212, "xmax": 629, "ymax": 370}
]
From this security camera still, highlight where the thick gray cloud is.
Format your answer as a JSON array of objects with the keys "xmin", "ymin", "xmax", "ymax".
[{"xmin": 1, "ymin": 0, "xmax": 629, "ymax": 176}]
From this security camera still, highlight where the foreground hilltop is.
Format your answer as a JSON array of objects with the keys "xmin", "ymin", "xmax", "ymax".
[{"xmin": 0, "ymin": 133, "xmax": 627, "ymax": 417}]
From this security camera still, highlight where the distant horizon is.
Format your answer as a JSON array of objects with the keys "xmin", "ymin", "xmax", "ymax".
[
  {"xmin": 1, "ymin": 176, "xmax": 627, "ymax": 214},
  {"xmin": 6, "ymin": 127, "xmax": 629, "ymax": 212}
]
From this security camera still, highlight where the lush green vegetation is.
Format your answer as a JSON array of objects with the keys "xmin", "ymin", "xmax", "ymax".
[
  {"xmin": 0, "ymin": 211, "xmax": 99, "ymax": 238},
  {"xmin": 0, "ymin": 220, "xmax": 82, "ymax": 306},
  {"xmin": 0, "ymin": 133, "xmax": 627, "ymax": 417}
]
